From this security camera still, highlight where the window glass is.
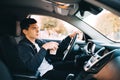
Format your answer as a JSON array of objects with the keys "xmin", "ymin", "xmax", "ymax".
[
  {"xmin": 76, "ymin": 9, "xmax": 120, "ymax": 42},
  {"xmin": 31, "ymin": 15, "xmax": 83, "ymax": 40}
]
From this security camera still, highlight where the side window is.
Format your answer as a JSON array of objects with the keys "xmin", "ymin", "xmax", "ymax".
[{"xmin": 31, "ymin": 15, "xmax": 83, "ymax": 40}]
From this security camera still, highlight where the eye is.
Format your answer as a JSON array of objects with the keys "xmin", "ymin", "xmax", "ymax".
[{"xmin": 31, "ymin": 26, "xmax": 37, "ymax": 30}]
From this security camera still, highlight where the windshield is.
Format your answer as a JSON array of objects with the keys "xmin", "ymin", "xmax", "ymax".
[{"xmin": 76, "ymin": 9, "xmax": 120, "ymax": 42}]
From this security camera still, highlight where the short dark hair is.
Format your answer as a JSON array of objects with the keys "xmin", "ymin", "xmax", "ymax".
[{"xmin": 20, "ymin": 18, "xmax": 37, "ymax": 30}]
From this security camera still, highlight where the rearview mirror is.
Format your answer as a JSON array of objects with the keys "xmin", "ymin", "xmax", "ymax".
[{"xmin": 79, "ymin": 1, "xmax": 103, "ymax": 16}]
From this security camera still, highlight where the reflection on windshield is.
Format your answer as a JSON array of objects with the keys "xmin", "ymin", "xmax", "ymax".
[{"xmin": 83, "ymin": 9, "xmax": 120, "ymax": 42}]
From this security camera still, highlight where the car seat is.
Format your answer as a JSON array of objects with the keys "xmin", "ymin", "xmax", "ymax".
[{"xmin": 0, "ymin": 59, "xmax": 13, "ymax": 80}]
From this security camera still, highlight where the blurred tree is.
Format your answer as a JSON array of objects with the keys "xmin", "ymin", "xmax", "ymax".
[{"xmin": 40, "ymin": 16, "xmax": 67, "ymax": 35}]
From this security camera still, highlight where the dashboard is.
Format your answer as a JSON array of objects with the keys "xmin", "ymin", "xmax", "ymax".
[{"xmin": 83, "ymin": 40, "xmax": 119, "ymax": 73}]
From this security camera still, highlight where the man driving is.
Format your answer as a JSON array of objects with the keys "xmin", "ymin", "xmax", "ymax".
[{"xmin": 18, "ymin": 18, "xmax": 79, "ymax": 80}]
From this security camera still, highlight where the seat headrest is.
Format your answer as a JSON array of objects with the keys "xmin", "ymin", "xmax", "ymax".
[{"xmin": 0, "ymin": 14, "xmax": 21, "ymax": 36}]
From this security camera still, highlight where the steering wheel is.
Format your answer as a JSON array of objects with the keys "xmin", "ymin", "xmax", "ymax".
[{"xmin": 62, "ymin": 33, "xmax": 78, "ymax": 61}]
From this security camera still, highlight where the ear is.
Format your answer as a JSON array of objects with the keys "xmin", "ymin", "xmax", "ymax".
[{"xmin": 23, "ymin": 29, "xmax": 27, "ymax": 35}]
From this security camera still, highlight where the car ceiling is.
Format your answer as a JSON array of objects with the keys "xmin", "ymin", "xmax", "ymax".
[
  {"xmin": 1, "ymin": 0, "xmax": 120, "ymax": 20},
  {"xmin": 0, "ymin": 0, "xmax": 79, "ymax": 20}
]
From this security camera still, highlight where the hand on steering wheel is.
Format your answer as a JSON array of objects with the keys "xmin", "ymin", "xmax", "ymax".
[{"xmin": 62, "ymin": 33, "xmax": 78, "ymax": 61}]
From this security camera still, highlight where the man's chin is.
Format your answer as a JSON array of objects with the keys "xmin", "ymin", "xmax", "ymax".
[{"xmin": 35, "ymin": 36, "xmax": 39, "ymax": 39}]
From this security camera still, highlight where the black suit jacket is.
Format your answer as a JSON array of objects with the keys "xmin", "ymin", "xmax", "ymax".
[{"xmin": 18, "ymin": 36, "xmax": 71, "ymax": 72}]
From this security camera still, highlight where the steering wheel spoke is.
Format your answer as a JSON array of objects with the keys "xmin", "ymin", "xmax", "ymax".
[{"xmin": 62, "ymin": 34, "xmax": 78, "ymax": 61}]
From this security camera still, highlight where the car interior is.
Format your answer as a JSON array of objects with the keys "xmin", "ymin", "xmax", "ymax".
[{"xmin": 0, "ymin": 0, "xmax": 120, "ymax": 80}]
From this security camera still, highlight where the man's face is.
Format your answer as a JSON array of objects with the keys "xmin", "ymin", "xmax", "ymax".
[{"xmin": 23, "ymin": 23, "xmax": 40, "ymax": 40}]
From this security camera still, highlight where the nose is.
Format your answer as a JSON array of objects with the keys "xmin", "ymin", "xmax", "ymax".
[
  {"xmin": 36, "ymin": 28, "xmax": 40, "ymax": 33},
  {"xmin": 37, "ymin": 30, "xmax": 40, "ymax": 33},
  {"xmin": 36, "ymin": 25, "xmax": 40, "ymax": 33}
]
